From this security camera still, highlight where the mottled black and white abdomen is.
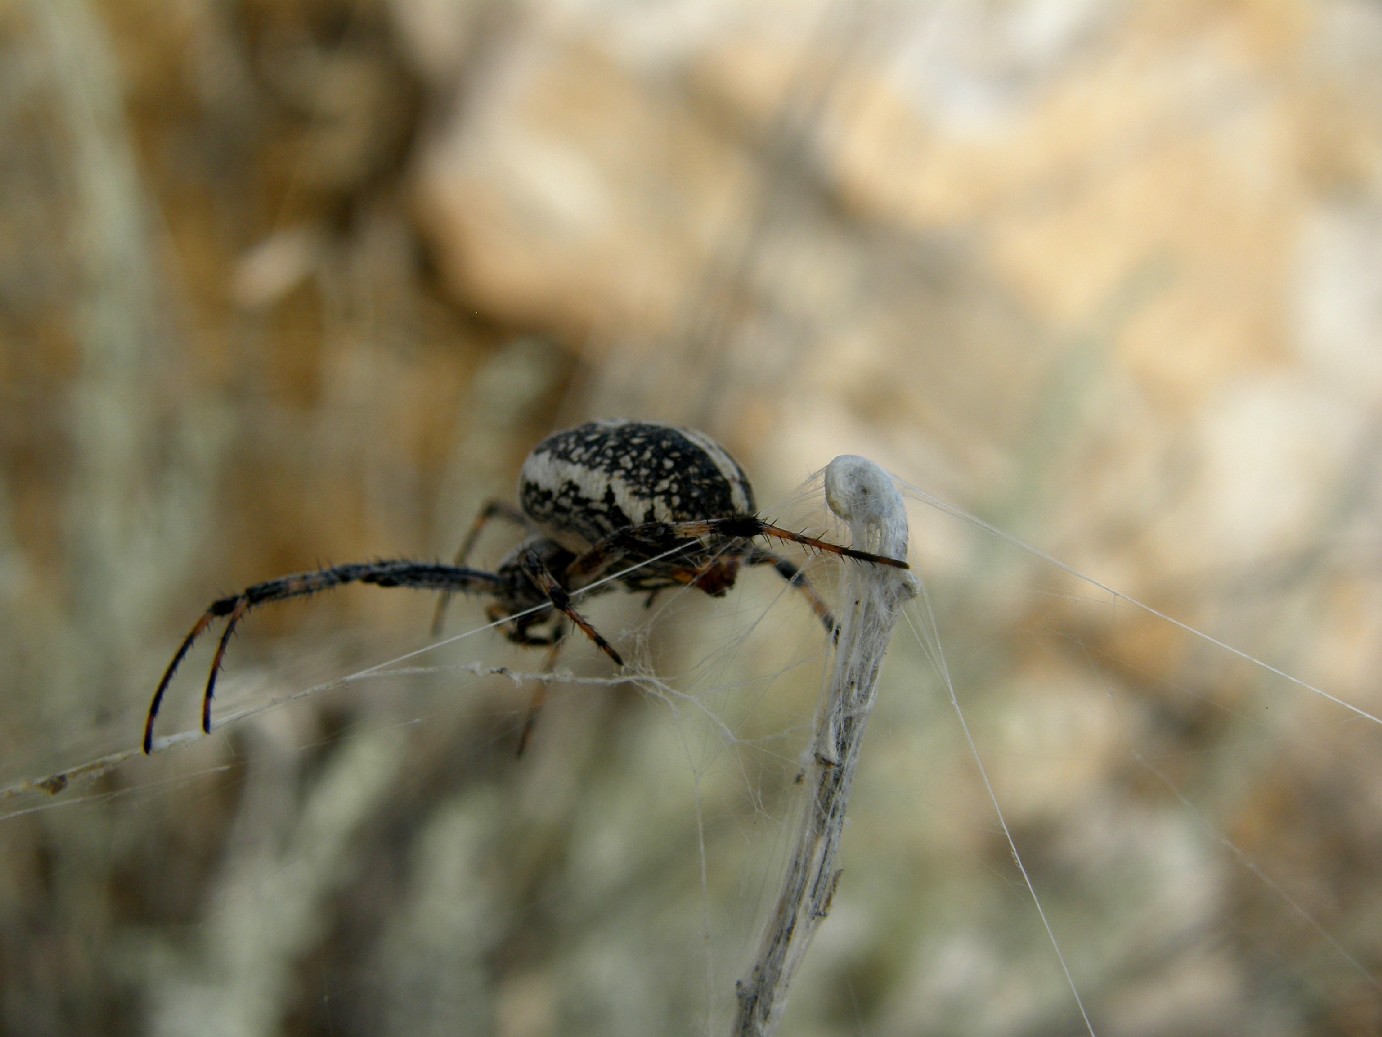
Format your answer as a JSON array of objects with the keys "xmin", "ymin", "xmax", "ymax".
[{"xmin": 519, "ymin": 420, "xmax": 756, "ymax": 551}]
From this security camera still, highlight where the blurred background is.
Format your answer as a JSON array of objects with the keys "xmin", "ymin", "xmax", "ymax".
[{"xmin": 2, "ymin": 0, "xmax": 1381, "ymax": 1034}]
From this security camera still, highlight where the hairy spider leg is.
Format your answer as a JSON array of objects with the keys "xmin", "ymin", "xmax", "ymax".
[
  {"xmin": 518, "ymin": 546, "xmax": 625, "ymax": 667},
  {"xmin": 515, "ymin": 641, "xmax": 564, "ymax": 757},
  {"xmin": 144, "ymin": 611, "xmax": 220, "ymax": 752},
  {"xmin": 203, "ymin": 596, "xmax": 252, "ymax": 735},
  {"xmin": 700, "ymin": 516, "xmax": 910, "ymax": 568},
  {"xmin": 564, "ymin": 516, "xmax": 909, "ymax": 588},
  {"xmin": 742, "ymin": 546, "xmax": 837, "ymax": 636},
  {"xmin": 629, "ymin": 563, "xmax": 827, "ymax": 625},
  {"xmin": 463, "ymin": 545, "xmax": 630, "ymax": 755},
  {"xmin": 432, "ymin": 499, "xmax": 532, "ymax": 637},
  {"xmin": 555, "ymin": 520, "xmax": 866, "ymax": 648},
  {"xmin": 563, "ymin": 528, "xmax": 838, "ymax": 633},
  {"xmin": 144, "ymin": 561, "xmax": 506, "ymax": 753}
]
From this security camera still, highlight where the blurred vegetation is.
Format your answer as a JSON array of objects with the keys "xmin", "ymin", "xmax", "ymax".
[{"xmin": 2, "ymin": 1, "xmax": 1381, "ymax": 1035}]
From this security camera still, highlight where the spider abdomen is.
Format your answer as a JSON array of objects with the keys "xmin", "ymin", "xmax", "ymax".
[{"xmin": 519, "ymin": 419, "xmax": 756, "ymax": 550}]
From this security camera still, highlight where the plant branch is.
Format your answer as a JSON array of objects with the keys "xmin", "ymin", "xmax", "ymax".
[{"xmin": 733, "ymin": 454, "xmax": 917, "ymax": 1036}]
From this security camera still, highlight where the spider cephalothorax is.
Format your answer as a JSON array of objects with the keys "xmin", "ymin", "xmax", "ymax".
[{"xmin": 143, "ymin": 419, "xmax": 909, "ymax": 753}]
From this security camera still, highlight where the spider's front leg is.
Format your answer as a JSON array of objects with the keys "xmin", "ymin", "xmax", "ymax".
[
  {"xmin": 561, "ymin": 516, "xmax": 901, "ymax": 643},
  {"xmin": 564, "ymin": 515, "xmax": 908, "ymax": 588},
  {"xmin": 693, "ymin": 516, "xmax": 910, "ymax": 568},
  {"xmin": 144, "ymin": 561, "xmax": 507, "ymax": 753}
]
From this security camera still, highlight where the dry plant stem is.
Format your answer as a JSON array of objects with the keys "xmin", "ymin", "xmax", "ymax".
[{"xmin": 733, "ymin": 455, "xmax": 918, "ymax": 1036}]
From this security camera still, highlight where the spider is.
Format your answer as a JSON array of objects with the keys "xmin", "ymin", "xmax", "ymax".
[{"xmin": 143, "ymin": 419, "xmax": 909, "ymax": 753}]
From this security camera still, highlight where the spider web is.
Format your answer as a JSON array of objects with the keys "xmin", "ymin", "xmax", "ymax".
[{"xmin": 2, "ymin": 476, "xmax": 1379, "ymax": 1037}]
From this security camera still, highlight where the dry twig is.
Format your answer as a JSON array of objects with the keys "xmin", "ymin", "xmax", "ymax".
[{"xmin": 733, "ymin": 454, "xmax": 917, "ymax": 1036}]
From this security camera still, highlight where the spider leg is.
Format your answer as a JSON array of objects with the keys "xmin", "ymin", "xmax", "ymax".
[
  {"xmin": 693, "ymin": 516, "xmax": 909, "ymax": 568},
  {"xmin": 564, "ymin": 516, "xmax": 908, "ymax": 588},
  {"xmin": 144, "ymin": 611, "xmax": 220, "ymax": 753},
  {"xmin": 518, "ymin": 547, "xmax": 625, "ymax": 667},
  {"xmin": 743, "ymin": 546, "xmax": 837, "ymax": 637},
  {"xmin": 203, "ymin": 596, "xmax": 252, "ymax": 735},
  {"xmin": 144, "ymin": 560, "xmax": 506, "ymax": 753},
  {"xmin": 432, "ymin": 500, "xmax": 531, "ymax": 636},
  {"xmin": 515, "ymin": 641, "xmax": 563, "ymax": 757}
]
